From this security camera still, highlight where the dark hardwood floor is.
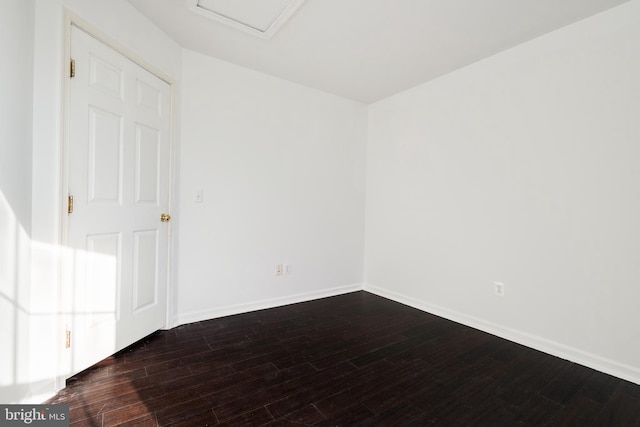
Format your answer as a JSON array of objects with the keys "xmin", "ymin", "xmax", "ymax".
[{"xmin": 47, "ymin": 291, "xmax": 640, "ymax": 426}]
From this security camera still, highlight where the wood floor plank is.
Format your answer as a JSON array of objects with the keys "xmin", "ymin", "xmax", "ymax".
[
  {"xmin": 164, "ymin": 409, "xmax": 219, "ymax": 427},
  {"xmin": 155, "ymin": 398, "xmax": 216, "ymax": 426},
  {"xmin": 274, "ymin": 404, "xmax": 325, "ymax": 425},
  {"xmin": 46, "ymin": 291, "xmax": 640, "ymax": 426}
]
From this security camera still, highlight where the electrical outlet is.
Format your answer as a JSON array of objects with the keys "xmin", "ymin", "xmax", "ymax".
[
  {"xmin": 494, "ymin": 281, "xmax": 505, "ymax": 297},
  {"xmin": 275, "ymin": 264, "xmax": 283, "ymax": 276},
  {"xmin": 284, "ymin": 264, "xmax": 290, "ymax": 275}
]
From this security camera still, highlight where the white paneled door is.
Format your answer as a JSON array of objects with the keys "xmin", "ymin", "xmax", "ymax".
[{"xmin": 66, "ymin": 25, "xmax": 171, "ymax": 375}]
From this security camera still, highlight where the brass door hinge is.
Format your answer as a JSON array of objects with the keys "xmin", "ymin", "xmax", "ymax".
[
  {"xmin": 70, "ymin": 59, "xmax": 75, "ymax": 78},
  {"xmin": 67, "ymin": 194, "xmax": 74, "ymax": 214},
  {"xmin": 65, "ymin": 330, "xmax": 71, "ymax": 349}
]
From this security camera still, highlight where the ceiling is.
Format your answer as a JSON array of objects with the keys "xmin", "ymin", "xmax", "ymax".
[{"xmin": 127, "ymin": 0, "xmax": 629, "ymax": 103}]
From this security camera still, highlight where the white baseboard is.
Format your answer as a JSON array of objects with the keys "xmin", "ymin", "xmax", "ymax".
[
  {"xmin": 364, "ymin": 283, "xmax": 640, "ymax": 386},
  {"xmin": 176, "ymin": 283, "xmax": 364, "ymax": 326}
]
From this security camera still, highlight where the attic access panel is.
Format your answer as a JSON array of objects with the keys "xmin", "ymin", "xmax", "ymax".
[{"xmin": 190, "ymin": 0, "xmax": 305, "ymax": 39}]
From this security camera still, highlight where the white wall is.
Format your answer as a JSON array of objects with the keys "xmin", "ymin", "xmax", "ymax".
[
  {"xmin": 177, "ymin": 50, "xmax": 367, "ymax": 323},
  {"xmin": 365, "ymin": 0, "xmax": 640, "ymax": 383},
  {"xmin": 0, "ymin": 0, "xmax": 35, "ymax": 404}
]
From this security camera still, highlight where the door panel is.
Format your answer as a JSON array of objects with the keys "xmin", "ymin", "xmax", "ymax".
[
  {"xmin": 88, "ymin": 106, "xmax": 123, "ymax": 204},
  {"xmin": 133, "ymin": 229, "xmax": 158, "ymax": 312},
  {"xmin": 89, "ymin": 53, "xmax": 123, "ymax": 97},
  {"xmin": 135, "ymin": 124, "xmax": 160, "ymax": 205},
  {"xmin": 67, "ymin": 25, "xmax": 171, "ymax": 375},
  {"xmin": 136, "ymin": 79, "xmax": 162, "ymax": 114}
]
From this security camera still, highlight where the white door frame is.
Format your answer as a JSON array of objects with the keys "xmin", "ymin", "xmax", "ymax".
[{"xmin": 58, "ymin": 11, "xmax": 176, "ymax": 388}]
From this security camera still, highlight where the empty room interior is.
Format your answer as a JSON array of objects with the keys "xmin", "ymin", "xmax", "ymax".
[{"xmin": 2, "ymin": 0, "xmax": 640, "ymax": 424}]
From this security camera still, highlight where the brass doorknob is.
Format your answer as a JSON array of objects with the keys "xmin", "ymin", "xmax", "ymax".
[{"xmin": 160, "ymin": 213, "xmax": 171, "ymax": 222}]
